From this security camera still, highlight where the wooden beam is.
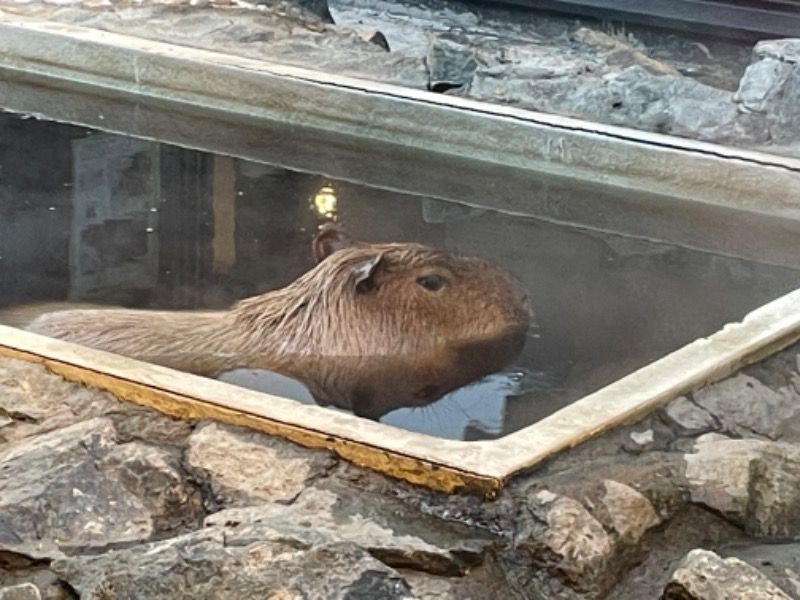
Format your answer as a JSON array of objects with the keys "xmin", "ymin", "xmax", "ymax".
[{"xmin": 211, "ymin": 156, "xmax": 237, "ymax": 275}]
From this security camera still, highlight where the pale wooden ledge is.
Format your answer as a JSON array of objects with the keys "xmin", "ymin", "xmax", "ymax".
[{"xmin": 2, "ymin": 287, "xmax": 800, "ymax": 496}]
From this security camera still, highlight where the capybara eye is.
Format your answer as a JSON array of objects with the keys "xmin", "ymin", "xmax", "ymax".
[{"xmin": 416, "ymin": 275, "xmax": 447, "ymax": 292}]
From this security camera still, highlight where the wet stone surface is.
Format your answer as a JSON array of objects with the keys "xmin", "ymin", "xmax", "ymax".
[
  {"xmin": 1, "ymin": 0, "xmax": 798, "ymax": 156},
  {"xmin": 52, "ymin": 532, "xmax": 415, "ymax": 600},
  {"xmin": 186, "ymin": 421, "xmax": 337, "ymax": 507},
  {"xmin": 4, "ymin": 339, "xmax": 800, "ymax": 598},
  {"xmin": 663, "ymin": 549, "xmax": 792, "ymax": 600}
]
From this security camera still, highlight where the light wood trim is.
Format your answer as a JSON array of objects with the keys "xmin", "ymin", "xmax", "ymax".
[
  {"xmin": 0, "ymin": 327, "xmax": 500, "ymax": 496},
  {"xmin": 2, "ymin": 287, "xmax": 800, "ymax": 496}
]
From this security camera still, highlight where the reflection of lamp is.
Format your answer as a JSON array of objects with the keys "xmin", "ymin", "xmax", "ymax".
[{"xmin": 311, "ymin": 185, "xmax": 338, "ymax": 220}]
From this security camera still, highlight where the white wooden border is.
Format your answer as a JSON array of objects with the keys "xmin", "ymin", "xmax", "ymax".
[{"xmin": 3, "ymin": 287, "xmax": 800, "ymax": 496}]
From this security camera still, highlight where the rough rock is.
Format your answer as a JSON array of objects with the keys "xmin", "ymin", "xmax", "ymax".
[
  {"xmin": 402, "ymin": 575, "xmax": 457, "ymax": 599},
  {"xmin": 108, "ymin": 405, "xmax": 194, "ymax": 446},
  {"xmin": 5, "ymin": 340, "xmax": 800, "ymax": 597},
  {"xmin": 100, "ymin": 442, "xmax": 203, "ymax": 533},
  {"xmin": 754, "ymin": 39, "xmax": 800, "ymax": 64},
  {"xmin": 204, "ymin": 486, "xmax": 494, "ymax": 575},
  {"xmin": 400, "ymin": 570, "xmax": 505, "ymax": 600},
  {"xmin": 0, "ymin": 361, "xmax": 120, "ymax": 445},
  {"xmin": 0, "ymin": 568, "xmax": 67, "ymax": 600},
  {"xmin": 0, "ymin": 417, "xmax": 202, "ymax": 559},
  {"xmin": 608, "ymin": 506, "xmax": 746, "ymax": 599},
  {"xmin": 692, "ymin": 374, "xmax": 800, "ymax": 440},
  {"xmin": 52, "ymin": 529, "xmax": 414, "ymax": 600},
  {"xmin": 628, "ymin": 428, "xmax": 655, "ymax": 446},
  {"xmin": 664, "ymin": 396, "xmax": 718, "ymax": 435},
  {"xmin": 510, "ymin": 490, "xmax": 615, "ymax": 593},
  {"xmin": 425, "ymin": 32, "xmax": 480, "ymax": 92},
  {"xmin": 0, "ymin": 360, "xmax": 190, "ymax": 448},
  {"xmin": 735, "ymin": 59, "xmax": 795, "ymax": 113},
  {"xmin": 599, "ymin": 480, "xmax": 661, "ymax": 544},
  {"xmin": 684, "ymin": 436, "xmax": 800, "ymax": 536},
  {"xmin": 683, "ymin": 435, "xmax": 764, "ymax": 522},
  {"xmin": 0, "ymin": 584, "xmax": 41, "ymax": 600},
  {"xmin": 4, "ymin": 0, "xmax": 797, "ymax": 153},
  {"xmin": 2, "ymin": 3, "xmax": 427, "ymax": 89},
  {"xmin": 573, "ymin": 27, "xmax": 680, "ymax": 76},
  {"xmin": 186, "ymin": 421, "xmax": 336, "ymax": 506},
  {"xmin": 662, "ymin": 549, "xmax": 791, "ymax": 599},
  {"xmin": 529, "ymin": 438, "xmax": 686, "ymax": 521},
  {"xmin": 0, "ymin": 417, "xmax": 142, "ymax": 558},
  {"xmin": 433, "ymin": 29, "xmax": 600, "ymax": 91},
  {"xmin": 736, "ymin": 39, "xmax": 800, "ymax": 144},
  {"xmin": 722, "ymin": 542, "xmax": 800, "ymax": 599},
  {"xmin": 746, "ymin": 446, "xmax": 800, "ymax": 537},
  {"xmin": 478, "ymin": 63, "xmax": 763, "ymax": 143},
  {"xmin": 4, "ymin": 0, "xmax": 800, "ymax": 154}
]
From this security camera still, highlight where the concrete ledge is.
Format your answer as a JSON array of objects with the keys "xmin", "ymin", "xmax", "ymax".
[{"xmin": 1, "ymin": 12, "xmax": 800, "ymax": 220}]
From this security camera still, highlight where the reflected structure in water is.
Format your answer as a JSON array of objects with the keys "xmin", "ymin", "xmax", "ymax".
[{"xmin": 2, "ymin": 112, "xmax": 800, "ymax": 440}]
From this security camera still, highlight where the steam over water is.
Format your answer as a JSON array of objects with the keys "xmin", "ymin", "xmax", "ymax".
[{"xmin": 3, "ymin": 112, "xmax": 800, "ymax": 440}]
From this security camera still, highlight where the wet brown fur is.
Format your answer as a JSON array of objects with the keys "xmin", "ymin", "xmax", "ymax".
[{"xmin": 15, "ymin": 225, "xmax": 531, "ymax": 419}]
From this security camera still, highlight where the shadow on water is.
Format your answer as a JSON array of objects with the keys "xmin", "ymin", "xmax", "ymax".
[{"xmin": 2, "ymin": 111, "xmax": 800, "ymax": 440}]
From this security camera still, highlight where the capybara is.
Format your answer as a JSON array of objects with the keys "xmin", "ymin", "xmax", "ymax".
[{"xmin": 17, "ymin": 224, "xmax": 532, "ymax": 419}]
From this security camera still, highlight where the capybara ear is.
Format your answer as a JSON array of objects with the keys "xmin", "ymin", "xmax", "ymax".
[
  {"xmin": 352, "ymin": 254, "xmax": 383, "ymax": 294},
  {"xmin": 312, "ymin": 222, "xmax": 354, "ymax": 263}
]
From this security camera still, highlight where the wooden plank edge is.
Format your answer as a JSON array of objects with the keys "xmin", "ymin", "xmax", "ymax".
[
  {"xmin": 491, "ymin": 287, "xmax": 800, "ymax": 484},
  {"xmin": 499, "ymin": 330, "xmax": 800, "ymax": 487},
  {"xmin": 2, "ymin": 280, "xmax": 800, "ymax": 497},
  {"xmin": 0, "ymin": 345, "xmax": 502, "ymax": 498}
]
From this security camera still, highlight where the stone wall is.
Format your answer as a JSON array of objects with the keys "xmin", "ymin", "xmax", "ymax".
[
  {"xmin": 3, "ymin": 0, "xmax": 799, "ymax": 157},
  {"xmin": 2, "ymin": 338, "xmax": 800, "ymax": 598}
]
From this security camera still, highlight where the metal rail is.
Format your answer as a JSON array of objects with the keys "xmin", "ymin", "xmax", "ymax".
[{"xmin": 477, "ymin": 0, "xmax": 800, "ymax": 39}]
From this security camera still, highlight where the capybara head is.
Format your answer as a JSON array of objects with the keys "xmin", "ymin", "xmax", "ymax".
[
  {"xmin": 14, "ymin": 223, "xmax": 532, "ymax": 420},
  {"xmin": 235, "ymin": 223, "xmax": 532, "ymax": 418}
]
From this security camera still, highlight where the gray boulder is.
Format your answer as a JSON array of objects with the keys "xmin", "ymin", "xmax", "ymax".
[
  {"xmin": 662, "ymin": 549, "xmax": 790, "ymax": 599},
  {"xmin": 0, "ymin": 584, "xmax": 41, "ymax": 600},
  {"xmin": 52, "ymin": 529, "xmax": 414, "ymax": 600},
  {"xmin": 204, "ymin": 486, "xmax": 493, "ymax": 576},
  {"xmin": 186, "ymin": 421, "xmax": 336, "ymax": 506},
  {"xmin": 510, "ymin": 490, "xmax": 615, "ymax": 593},
  {"xmin": 684, "ymin": 436, "xmax": 800, "ymax": 537},
  {"xmin": 692, "ymin": 374, "xmax": 800, "ymax": 440},
  {"xmin": 736, "ymin": 38, "xmax": 800, "ymax": 144},
  {"xmin": 0, "ymin": 417, "xmax": 202, "ymax": 559}
]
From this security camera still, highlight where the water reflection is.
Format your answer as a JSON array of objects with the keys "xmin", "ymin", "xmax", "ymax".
[
  {"xmin": 219, "ymin": 369, "xmax": 529, "ymax": 439},
  {"xmin": 2, "ymin": 112, "xmax": 800, "ymax": 440}
]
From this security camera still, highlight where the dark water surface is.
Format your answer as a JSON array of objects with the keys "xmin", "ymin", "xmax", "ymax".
[{"xmin": 2, "ymin": 111, "xmax": 800, "ymax": 440}]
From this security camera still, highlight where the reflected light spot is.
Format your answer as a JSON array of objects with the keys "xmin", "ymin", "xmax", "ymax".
[{"xmin": 312, "ymin": 185, "xmax": 338, "ymax": 219}]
